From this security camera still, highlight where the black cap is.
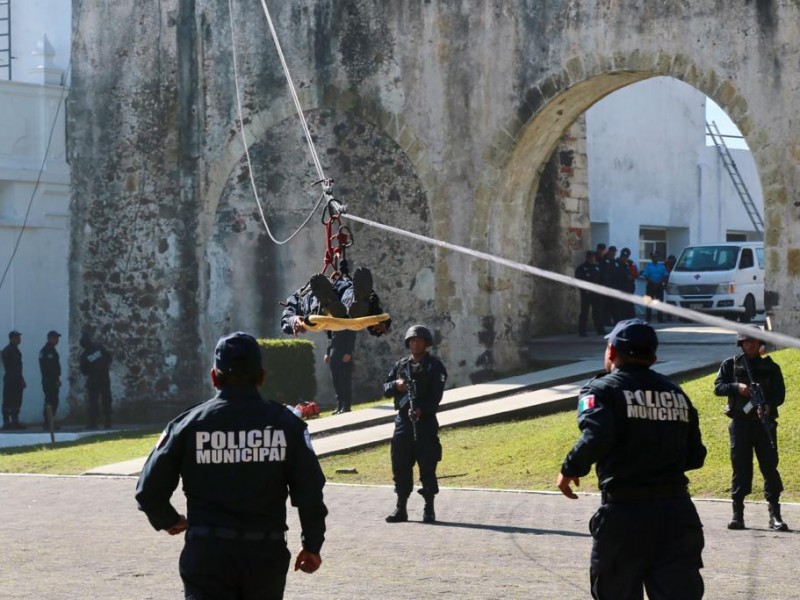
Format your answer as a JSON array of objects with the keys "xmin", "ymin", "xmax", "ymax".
[
  {"xmin": 47, "ymin": 330, "xmax": 61, "ymax": 338},
  {"xmin": 620, "ymin": 248, "xmax": 631, "ymax": 257},
  {"xmin": 585, "ymin": 250, "xmax": 596, "ymax": 258},
  {"xmin": 650, "ymin": 251, "xmax": 660, "ymax": 259},
  {"xmin": 8, "ymin": 330, "xmax": 20, "ymax": 339},
  {"xmin": 214, "ymin": 332, "xmax": 263, "ymax": 375},
  {"xmin": 596, "ymin": 243, "xmax": 607, "ymax": 250},
  {"xmin": 605, "ymin": 318, "xmax": 658, "ymax": 358},
  {"xmin": 607, "ymin": 246, "xmax": 617, "ymax": 252}
]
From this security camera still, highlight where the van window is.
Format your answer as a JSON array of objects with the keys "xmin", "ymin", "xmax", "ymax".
[
  {"xmin": 675, "ymin": 246, "xmax": 739, "ymax": 272},
  {"xmin": 756, "ymin": 247, "xmax": 765, "ymax": 269},
  {"xmin": 739, "ymin": 248, "xmax": 754, "ymax": 269}
]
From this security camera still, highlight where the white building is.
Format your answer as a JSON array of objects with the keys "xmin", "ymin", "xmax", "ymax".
[
  {"xmin": 0, "ymin": 0, "xmax": 71, "ymax": 426},
  {"xmin": 586, "ymin": 76, "xmax": 763, "ymax": 272}
]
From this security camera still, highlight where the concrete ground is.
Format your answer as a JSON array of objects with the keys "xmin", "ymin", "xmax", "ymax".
[{"xmin": 2, "ymin": 474, "xmax": 799, "ymax": 600}]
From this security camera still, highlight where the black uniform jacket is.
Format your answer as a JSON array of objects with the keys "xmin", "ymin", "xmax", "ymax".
[
  {"xmin": 2, "ymin": 344, "xmax": 22, "ymax": 383},
  {"xmin": 561, "ymin": 365, "xmax": 706, "ymax": 493},
  {"xmin": 383, "ymin": 354, "xmax": 447, "ymax": 434},
  {"xmin": 135, "ymin": 387, "xmax": 328, "ymax": 553},
  {"xmin": 79, "ymin": 344, "xmax": 112, "ymax": 384},
  {"xmin": 713, "ymin": 353, "xmax": 785, "ymax": 419},
  {"xmin": 39, "ymin": 344, "xmax": 61, "ymax": 383}
]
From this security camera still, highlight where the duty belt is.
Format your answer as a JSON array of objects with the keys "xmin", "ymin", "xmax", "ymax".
[
  {"xmin": 187, "ymin": 526, "xmax": 287, "ymax": 542},
  {"xmin": 602, "ymin": 484, "xmax": 689, "ymax": 504}
]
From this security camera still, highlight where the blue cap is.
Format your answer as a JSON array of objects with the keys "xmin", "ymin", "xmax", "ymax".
[
  {"xmin": 605, "ymin": 319, "xmax": 658, "ymax": 358},
  {"xmin": 47, "ymin": 330, "xmax": 61, "ymax": 338},
  {"xmin": 214, "ymin": 332, "xmax": 262, "ymax": 375},
  {"xmin": 8, "ymin": 330, "xmax": 20, "ymax": 339}
]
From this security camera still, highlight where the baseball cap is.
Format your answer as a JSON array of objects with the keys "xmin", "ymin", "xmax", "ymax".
[
  {"xmin": 8, "ymin": 330, "xmax": 21, "ymax": 339},
  {"xmin": 605, "ymin": 318, "xmax": 658, "ymax": 358},
  {"xmin": 214, "ymin": 332, "xmax": 263, "ymax": 375},
  {"xmin": 47, "ymin": 330, "xmax": 61, "ymax": 338},
  {"xmin": 607, "ymin": 246, "xmax": 617, "ymax": 252},
  {"xmin": 585, "ymin": 250, "xmax": 596, "ymax": 258},
  {"xmin": 620, "ymin": 248, "xmax": 631, "ymax": 257}
]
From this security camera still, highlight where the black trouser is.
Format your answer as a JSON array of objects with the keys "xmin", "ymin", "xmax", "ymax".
[
  {"xmin": 645, "ymin": 283, "xmax": 665, "ymax": 322},
  {"xmin": 729, "ymin": 417, "xmax": 783, "ymax": 503},
  {"xmin": 329, "ymin": 359, "xmax": 353, "ymax": 412},
  {"xmin": 589, "ymin": 497, "xmax": 704, "ymax": 600},
  {"xmin": 43, "ymin": 381, "xmax": 59, "ymax": 422},
  {"xmin": 180, "ymin": 537, "xmax": 291, "ymax": 599},
  {"xmin": 87, "ymin": 379, "xmax": 112, "ymax": 426},
  {"xmin": 578, "ymin": 291, "xmax": 604, "ymax": 335},
  {"xmin": 2, "ymin": 380, "xmax": 23, "ymax": 423},
  {"xmin": 390, "ymin": 421, "xmax": 441, "ymax": 499}
]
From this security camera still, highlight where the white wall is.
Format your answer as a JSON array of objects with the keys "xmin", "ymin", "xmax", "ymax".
[
  {"xmin": 586, "ymin": 76, "xmax": 764, "ymax": 264},
  {"xmin": 0, "ymin": 0, "xmax": 71, "ymax": 425}
]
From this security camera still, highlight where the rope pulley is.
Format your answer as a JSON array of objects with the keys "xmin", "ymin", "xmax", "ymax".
[{"xmin": 313, "ymin": 178, "xmax": 353, "ymax": 275}]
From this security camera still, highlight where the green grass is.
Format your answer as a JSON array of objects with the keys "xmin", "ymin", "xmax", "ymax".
[{"xmin": 3, "ymin": 349, "xmax": 800, "ymax": 502}]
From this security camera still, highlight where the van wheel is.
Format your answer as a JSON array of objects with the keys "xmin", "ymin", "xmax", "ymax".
[{"xmin": 740, "ymin": 295, "xmax": 756, "ymax": 323}]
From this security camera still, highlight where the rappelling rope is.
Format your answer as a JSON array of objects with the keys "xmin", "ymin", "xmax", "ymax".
[
  {"xmin": 344, "ymin": 212, "xmax": 800, "ymax": 351},
  {"xmin": 227, "ymin": 0, "xmax": 326, "ymax": 245}
]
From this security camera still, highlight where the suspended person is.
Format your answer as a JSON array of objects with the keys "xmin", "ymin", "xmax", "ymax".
[
  {"xmin": 135, "ymin": 332, "xmax": 328, "ymax": 599},
  {"xmin": 557, "ymin": 319, "xmax": 706, "ymax": 600},
  {"xmin": 383, "ymin": 325, "xmax": 447, "ymax": 524},
  {"xmin": 641, "ymin": 251, "xmax": 668, "ymax": 323},
  {"xmin": 39, "ymin": 330, "xmax": 62, "ymax": 429},
  {"xmin": 79, "ymin": 332, "xmax": 113, "ymax": 429},
  {"xmin": 281, "ymin": 266, "xmax": 390, "ymax": 338},
  {"xmin": 574, "ymin": 250, "xmax": 605, "ymax": 336},
  {"xmin": 714, "ymin": 327, "xmax": 789, "ymax": 531}
]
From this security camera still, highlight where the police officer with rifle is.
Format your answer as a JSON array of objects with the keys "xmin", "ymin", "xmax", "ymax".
[
  {"xmin": 714, "ymin": 327, "xmax": 788, "ymax": 531},
  {"xmin": 383, "ymin": 325, "xmax": 447, "ymax": 524}
]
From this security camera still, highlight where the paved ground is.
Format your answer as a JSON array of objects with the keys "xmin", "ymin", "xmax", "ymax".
[{"xmin": 2, "ymin": 474, "xmax": 799, "ymax": 599}]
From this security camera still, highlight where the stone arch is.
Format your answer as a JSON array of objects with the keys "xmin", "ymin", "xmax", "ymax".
[{"xmin": 472, "ymin": 51, "xmax": 780, "ymax": 357}]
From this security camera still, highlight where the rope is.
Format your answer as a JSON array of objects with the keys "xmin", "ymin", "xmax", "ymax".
[
  {"xmin": 344, "ymin": 213, "xmax": 800, "ymax": 351},
  {"xmin": 227, "ymin": 0, "xmax": 325, "ymax": 245}
]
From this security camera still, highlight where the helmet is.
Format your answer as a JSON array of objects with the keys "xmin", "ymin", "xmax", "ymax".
[
  {"xmin": 737, "ymin": 326, "xmax": 763, "ymax": 346},
  {"xmin": 404, "ymin": 325, "xmax": 433, "ymax": 348}
]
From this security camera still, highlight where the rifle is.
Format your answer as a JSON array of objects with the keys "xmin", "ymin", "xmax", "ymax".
[
  {"xmin": 405, "ymin": 360, "xmax": 419, "ymax": 442},
  {"xmin": 740, "ymin": 355, "xmax": 777, "ymax": 449}
]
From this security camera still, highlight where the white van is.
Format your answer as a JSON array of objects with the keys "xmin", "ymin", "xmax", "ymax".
[{"xmin": 664, "ymin": 242, "xmax": 764, "ymax": 322}]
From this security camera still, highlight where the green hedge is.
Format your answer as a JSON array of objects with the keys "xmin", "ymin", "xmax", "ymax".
[{"xmin": 258, "ymin": 338, "xmax": 316, "ymax": 404}]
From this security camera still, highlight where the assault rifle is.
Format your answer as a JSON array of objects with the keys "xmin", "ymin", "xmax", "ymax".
[
  {"xmin": 405, "ymin": 360, "xmax": 419, "ymax": 442},
  {"xmin": 740, "ymin": 355, "xmax": 777, "ymax": 449}
]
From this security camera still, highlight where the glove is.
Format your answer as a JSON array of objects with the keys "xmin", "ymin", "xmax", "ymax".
[{"xmin": 294, "ymin": 549, "xmax": 322, "ymax": 573}]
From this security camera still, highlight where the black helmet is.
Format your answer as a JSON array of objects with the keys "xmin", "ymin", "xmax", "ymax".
[
  {"xmin": 737, "ymin": 326, "xmax": 763, "ymax": 346},
  {"xmin": 404, "ymin": 325, "xmax": 433, "ymax": 348}
]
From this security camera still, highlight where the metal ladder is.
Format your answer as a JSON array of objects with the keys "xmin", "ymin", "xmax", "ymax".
[
  {"xmin": 0, "ymin": 0, "xmax": 9, "ymax": 81},
  {"xmin": 706, "ymin": 120, "xmax": 764, "ymax": 234}
]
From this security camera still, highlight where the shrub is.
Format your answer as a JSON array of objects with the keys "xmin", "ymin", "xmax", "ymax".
[{"xmin": 258, "ymin": 338, "xmax": 316, "ymax": 404}]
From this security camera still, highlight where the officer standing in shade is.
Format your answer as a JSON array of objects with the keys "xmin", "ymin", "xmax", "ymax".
[
  {"xmin": 714, "ymin": 327, "xmax": 788, "ymax": 531},
  {"xmin": 135, "ymin": 332, "xmax": 328, "ymax": 600},
  {"xmin": 383, "ymin": 325, "xmax": 447, "ymax": 524},
  {"xmin": 575, "ymin": 250, "xmax": 605, "ymax": 336},
  {"xmin": 557, "ymin": 319, "xmax": 706, "ymax": 600},
  {"xmin": 1, "ymin": 330, "xmax": 26, "ymax": 430},
  {"xmin": 79, "ymin": 332, "xmax": 113, "ymax": 429},
  {"xmin": 39, "ymin": 330, "xmax": 61, "ymax": 429},
  {"xmin": 325, "ymin": 329, "xmax": 355, "ymax": 414}
]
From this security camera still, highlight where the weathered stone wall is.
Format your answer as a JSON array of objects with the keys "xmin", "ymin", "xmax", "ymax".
[{"xmin": 69, "ymin": 1, "xmax": 800, "ymax": 416}]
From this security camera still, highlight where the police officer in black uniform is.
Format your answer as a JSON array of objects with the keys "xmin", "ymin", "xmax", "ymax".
[
  {"xmin": 39, "ymin": 330, "xmax": 61, "ymax": 429},
  {"xmin": 714, "ymin": 327, "xmax": 788, "ymax": 531},
  {"xmin": 575, "ymin": 250, "xmax": 604, "ymax": 336},
  {"xmin": 79, "ymin": 332, "xmax": 113, "ymax": 429},
  {"xmin": 135, "ymin": 332, "xmax": 328, "ymax": 599},
  {"xmin": 1, "ymin": 330, "xmax": 26, "ymax": 430},
  {"xmin": 599, "ymin": 245, "xmax": 618, "ymax": 324},
  {"xmin": 325, "ymin": 329, "xmax": 356, "ymax": 414},
  {"xmin": 557, "ymin": 319, "xmax": 706, "ymax": 600},
  {"xmin": 383, "ymin": 325, "xmax": 448, "ymax": 524}
]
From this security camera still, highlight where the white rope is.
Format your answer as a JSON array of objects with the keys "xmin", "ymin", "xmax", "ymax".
[
  {"xmin": 227, "ymin": 0, "xmax": 325, "ymax": 245},
  {"xmin": 344, "ymin": 213, "xmax": 800, "ymax": 350}
]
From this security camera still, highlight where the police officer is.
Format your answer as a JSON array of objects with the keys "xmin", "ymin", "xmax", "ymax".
[
  {"xmin": 135, "ymin": 332, "xmax": 328, "ymax": 599},
  {"xmin": 557, "ymin": 319, "xmax": 706, "ymax": 600},
  {"xmin": 575, "ymin": 250, "xmax": 604, "ymax": 336},
  {"xmin": 1, "ymin": 330, "xmax": 26, "ymax": 430},
  {"xmin": 79, "ymin": 332, "xmax": 113, "ymax": 429},
  {"xmin": 325, "ymin": 329, "xmax": 355, "ymax": 414},
  {"xmin": 714, "ymin": 327, "xmax": 788, "ymax": 531},
  {"xmin": 612, "ymin": 247, "xmax": 637, "ymax": 320},
  {"xmin": 599, "ymin": 245, "xmax": 618, "ymax": 324},
  {"xmin": 383, "ymin": 325, "xmax": 448, "ymax": 524},
  {"xmin": 39, "ymin": 330, "xmax": 61, "ymax": 429}
]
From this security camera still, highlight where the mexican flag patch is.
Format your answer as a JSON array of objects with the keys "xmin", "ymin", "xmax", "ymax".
[{"xmin": 577, "ymin": 394, "xmax": 596, "ymax": 414}]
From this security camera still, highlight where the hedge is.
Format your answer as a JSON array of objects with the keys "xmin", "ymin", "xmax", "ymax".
[{"xmin": 258, "ymin": 338, "xmax": 316, "ymax": 404}]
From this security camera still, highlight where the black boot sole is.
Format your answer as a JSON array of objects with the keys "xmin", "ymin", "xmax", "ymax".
[
  {"xmin": 349, "ymin": 268, "xmax": 373, "ymax": 318},
  {"xmin": 310, "ymin": 274, "xmax": 347, "ymax": 318}
]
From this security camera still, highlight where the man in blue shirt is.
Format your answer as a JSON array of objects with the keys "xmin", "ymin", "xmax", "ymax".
[{"xmin": 641, "ymin": 251, "xmax": 668, "ymax": 323}]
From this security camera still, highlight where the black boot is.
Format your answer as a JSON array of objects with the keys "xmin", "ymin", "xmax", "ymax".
[
  {"xmin": 385, "ymin": 497, "xmax": 408, "ymax": 523},
  {"xmin": 769, "ymin": 502, "xmax": 789, "ymax": 531},
  {"xmin": 728, "ymin": 501, "xmax": 745, "ymax": 530},
  {"xmin": 423, "ymin": 497, "xmax": 436, "ymax": 524}
]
